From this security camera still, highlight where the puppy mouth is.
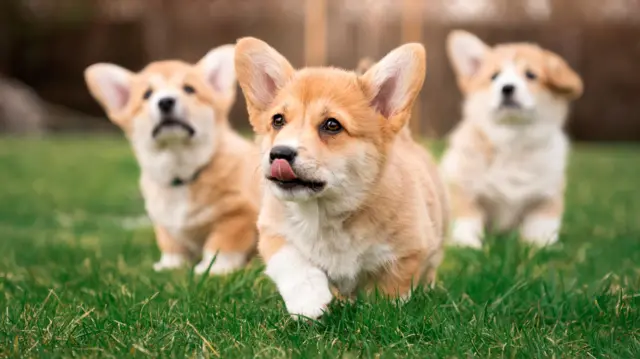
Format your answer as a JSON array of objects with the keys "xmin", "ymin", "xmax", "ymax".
[
  {"xmin": 267, "ymin": 177, "xmax": 326, "ymax": 191},
  {"xmin": 267, "ymin": 158, "xmax": 326, "ymax": 192},
  {"xmin": 499, "ymin": 99, "xmax": 522, "ymax": 109},
  {"xmin": 152, "ymin": 117, "xmax": 195, "ymax": 138}
]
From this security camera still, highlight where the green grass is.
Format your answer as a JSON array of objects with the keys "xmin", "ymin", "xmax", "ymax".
[{"xmin": 0, "ymin": 135, "xmax": 638, "ymax": 358}]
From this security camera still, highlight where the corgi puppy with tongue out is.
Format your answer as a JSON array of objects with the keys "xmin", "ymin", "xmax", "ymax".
[
  {"xmin": 235, "ymin": 37, "xmax": 448, "ymax": 319},
  {"xmin": 84, "ymin": 45, "xmax": 260, "ymax": 275}
]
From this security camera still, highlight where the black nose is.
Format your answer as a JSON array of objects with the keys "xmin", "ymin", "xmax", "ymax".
[
  {"xmin": 501, "ymin": 84, "xmax": 515, "ymax": 97},
  {"xmin": 158, "ymin": 97, "xmax": 176, "ymax": 114},
  {"xmin": 269, "ymin": 146, "xmax": 297, "ymax": 163}
]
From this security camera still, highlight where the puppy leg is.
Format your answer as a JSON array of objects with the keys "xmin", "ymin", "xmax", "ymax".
[
  {"xmin": 153, "ymin": 226, "xmax": 193, "ymax": 271},
  {"xmin": 520, "ymin": 196, "xmax": 563, "ymax": 246},
  {"xmin": 374, "ymin": 253, "xmax": 424, "ymax": 302},
  {"xmin": 261, "ymin": 235, "xmax": 333, "ymax": 320},
  {"xmin": 195, "ymin": 209, "xmax": 257, "ymax": 275},
  {"xmin": 422, "ymin": 249, "xmax": 444, "ymax": 288},
  {"xmin": 449, "ymin": 183, "xmax": 484, "ymax": 248}
]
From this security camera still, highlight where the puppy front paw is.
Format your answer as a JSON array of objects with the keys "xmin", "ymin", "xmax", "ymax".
[
  {"xmin": 194, "ymin": 251, "xmax": 246, "ymax": 275},
  {"xmin": 153, "ymin": 253, "xmax": 189, "ymax": 271},
  {"xmin": 520, "ymin": 216, "xmax": 561, "ymax": 246},
  {"xmin": 280, "ymin": 272, "xmax": 333, "ymax": 320},
  {"xmin": 450, "ymin": 218, "xmax": 484, "ymax": 249},
  {"xmin": 266, "ymin": 245, "xmax": 333, "ymax": 320}
]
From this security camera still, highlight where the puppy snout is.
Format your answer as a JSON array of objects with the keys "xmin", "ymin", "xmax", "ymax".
[
  {"xmin": 158, "ymin": 97, "xmax": 176, "ymax": 114},
  {"xmin": 501, "ymin": 84, "xmax": 515, "ymax": 97},
  {"xmin": 269, "ymin": 146, "xmax": 297, "ymax": 163}
]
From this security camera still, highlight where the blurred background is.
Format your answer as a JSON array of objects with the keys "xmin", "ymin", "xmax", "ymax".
[{"xmin": 1, "ymin": 0, "xmax": 639, "ymax": 141}]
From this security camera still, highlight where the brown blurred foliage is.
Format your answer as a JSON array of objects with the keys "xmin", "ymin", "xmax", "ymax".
[{"xmin": 1, "ymin": 0, "xmax": 639, "ymax": 141}]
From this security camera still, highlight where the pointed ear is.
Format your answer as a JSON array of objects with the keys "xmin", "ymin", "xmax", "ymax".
[
  {"xmin": 197, "ymin": 44, "xmax": 237, "ymax": 98},
  {"xmin": 360, "ymin": 43, "xmax": 426, "ymax": 133},
  {"xmin": 84, "ymin": 63, "xmax": 133, "ymax": 118},
  {"xmin": 544, "ymin": 50, "xmax": 583, "ymax": 100},
  {"xmin": 447, "ymin": 30, "xmax": 489, "ymax": 81},
  {"xmin": 234, "ymin": 37, "xmax": 295, "ymax": 112}
]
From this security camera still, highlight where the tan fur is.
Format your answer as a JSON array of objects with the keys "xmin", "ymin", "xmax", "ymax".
[
  {"xmin": 155, "ymin": 225, "xmax": 192, "ymax": 256},
  {"xmin": 441, "ymin": 30, "xmax": 583, "ymax": 247},
  {"xmin": 448, "ymin": 182, "xmax": 483, "ymax": 219},
  {"xmin": 235, "ymin": 37, "xmax": 447, "ymax": 318},
  {"xmin": 188, "ymin": 132, "xmax": 260, "ymax": 255},
  {"xmin": 85, "ymin": 47, "xmax": 260, "ymax": 273},
  {"xmin": 257, "ymin": 234, "xmax": 286, "ymax": 262}
]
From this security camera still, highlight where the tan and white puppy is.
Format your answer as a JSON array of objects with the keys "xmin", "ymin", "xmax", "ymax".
[
  {"xmin": 84, "ymin": 45, "xmax": 260, "ymax": 274},
  {"xmin": 440, "ymin": 30, "xmax": 583, "ymax": 248},
  {"xmin": 235, "ymin": 38, "xmax": 447, "ymax": 319}
]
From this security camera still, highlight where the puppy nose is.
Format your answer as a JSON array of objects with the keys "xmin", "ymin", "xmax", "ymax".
[
  {"xmin": 501, "ymin": 84, "xmax": 515, "ymax": 97},
  {"xmin": 158, "ymin": 97, "xmax": 176, "ymax": 114},
  {"xmin": 269, "ymin": 146, "xmax": 297, "ymax": 163}
]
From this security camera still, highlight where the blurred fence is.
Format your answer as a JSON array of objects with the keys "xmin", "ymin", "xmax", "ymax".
[{"xmin": 1, "ymin": 0, "xmax": 639, "ymax": 141}]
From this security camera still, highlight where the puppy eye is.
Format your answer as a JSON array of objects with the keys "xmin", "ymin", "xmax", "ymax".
[
  {"xmin": 143, "ymin": 88, "xmax": 153, "ymax": 100},
  {"xmin": 183, "ymin": 85, "xmax": 196, "ymax": 94},
  {"xmin": 491, "ymin": 72, "xmax": 500, "ymax": 81},
  {"xmin": 272, "ymin": 114, "xmax": 285, "ymax": 130},
  {"xmin": 525, "ymin": 70, "xmax": 537, "ymax": 80},
  {"xmin": 321, "ymin": 118, "xmax": 343, "ymax": 134}
]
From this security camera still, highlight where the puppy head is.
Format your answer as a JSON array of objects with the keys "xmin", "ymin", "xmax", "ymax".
[
  {"xmin": 447, "ymin": 30, "xmax": 583, "ymax": 125},
  {"xmin": 84, "ymin": 44, "xmax": 237, "ymax": 147},
  {"xmin": 235, "ymin": 37, "xmax": 426, "ymax": 203}
]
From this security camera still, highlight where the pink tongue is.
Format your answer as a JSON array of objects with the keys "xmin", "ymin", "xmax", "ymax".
[{"xmin": 270, "ymin": 159, "xmax": 297, "ymax": 181}]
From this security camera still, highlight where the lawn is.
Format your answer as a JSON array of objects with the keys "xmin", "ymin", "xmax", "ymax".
[{"xmin": 0, "ymin": 135, "xmax": 638, "ymax": 358}]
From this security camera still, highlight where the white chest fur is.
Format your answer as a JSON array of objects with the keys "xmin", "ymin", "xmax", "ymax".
[
  {"xmin": 136, "ymin": 140, "xmax": 216, "ymax": 240},
  {"xmin": 141, "ymin": 181, "xmax": 214, "ymax": 238},
  {"xmin": 477, "ymin": 125, "xmax": 567, "ymax": 204},
  {"xmin": 280, "ymin": 201, "xmax": 396, "ymax": 285}
]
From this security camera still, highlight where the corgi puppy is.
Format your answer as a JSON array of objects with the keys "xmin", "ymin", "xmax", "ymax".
[
  {"xmin": 84, "ymin": 45, "xmax": 260, "ymax": 274},
  {"xmin": 234, "ymin": 38, "xmax": 447, "ymax": 319},
  {"xmin": 440, "ymin": 30, "xmax": 583, "ymax": 248}
]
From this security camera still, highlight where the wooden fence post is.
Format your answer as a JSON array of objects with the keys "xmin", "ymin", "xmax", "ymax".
[
  {"xmin": 141, "ymin": 0, "xmax": 171, "ymax": 61},
  {"xmin": 401, "ymin": 0, "xmax": 424, "ymax": 137},
  {"xmin": 304, "ymin": 0, "xmax": 327, "ymax": 66},
  {"xmin": 359, "ymin": 2, "xmax": 383, "ymax": 64}
]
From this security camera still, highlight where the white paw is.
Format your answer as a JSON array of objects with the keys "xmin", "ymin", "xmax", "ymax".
[
  {"xmin": 450, "ymin": 217, "xmax": 484, "ymax": 249},
  {"xmin": 279, "ymin": 269, "xmax": 333, "ymax": 320},
  {"xmin": 265, "ymin": 245, "xmax": 333, "ymax": 320},
  {"xmin": 153, "ymin": 253, "xmax": 189, "ymax": 271},
  {"xmin": 520, "ymin": 216, "xmax": 561, "ymax": 246},
  {"xmin": 194, "ymin": 251, "xmax": 246, "ymax": 275}
]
